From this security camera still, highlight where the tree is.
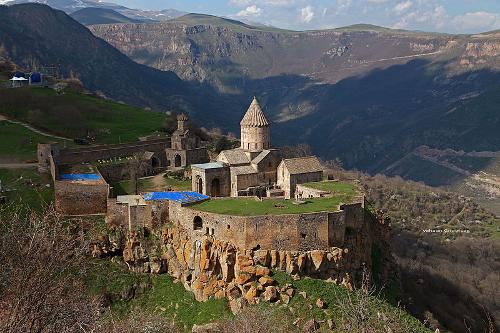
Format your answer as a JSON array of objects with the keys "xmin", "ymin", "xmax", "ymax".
[
  {"xmin": 0, "ymin": 208, "xmax": 98, "ymax": 332},
  {"xmin": 125, "ymin": 153, "xmax": 151, "ymax": 194}
]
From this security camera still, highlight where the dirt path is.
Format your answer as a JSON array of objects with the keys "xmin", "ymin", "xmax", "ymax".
[
  {"xmin": 0, "ymin": 114, "xmax": 70, "ymax": 140},
  {"xmin": 150, "ymin": 173, "xmax": 167, "ymax": 191}
]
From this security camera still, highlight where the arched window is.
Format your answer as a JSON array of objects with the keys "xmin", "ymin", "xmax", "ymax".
[
  {"xmin": 196, "ymin": 177, "xmax": 204, "ymax": 193},
  {"xmin": 193, "ymin": 216, "xmax": 203, "ymax": 230},
  {"xmin": 151, "ymin": 156, "xmax": 160, "ymax": 169},
  {"xmin": 174, "ymin": 154, "xmax": 182, "ymax": 167}
]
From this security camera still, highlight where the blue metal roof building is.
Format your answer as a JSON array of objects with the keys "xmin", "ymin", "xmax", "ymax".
[
  {"xmin": 143, "ymin": 191, "xmax": 209, "ymax": 204},
  {"xmin": 59, "ymin": 174, "xmax": 101, "ymax": 181}
]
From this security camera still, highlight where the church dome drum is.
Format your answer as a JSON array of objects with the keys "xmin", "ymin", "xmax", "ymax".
[{"xmin": 240, "ymin": 96, "xmax": 271, "ymax": 151}]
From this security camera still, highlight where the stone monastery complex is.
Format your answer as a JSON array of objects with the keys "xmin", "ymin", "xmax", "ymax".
[
  {"xmin": 37, "ymin": 97, "xmax": 390, "ymax": 304},
  {"xmin": 192, "ymin": 96, "xmax": 324, "ymax": 199}
]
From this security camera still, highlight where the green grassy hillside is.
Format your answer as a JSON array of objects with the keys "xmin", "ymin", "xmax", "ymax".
[
  {"xmin": 0, "ymin": 169, "xmax": 53, "ymax": 212},
  {"xmin": 0, "ymin": 86, "xmax": 173, "ymax": 163},
  {"xmin": 0, "ymin": 121, "xmax": 70, "ymax": 162},
  {"xmin": 84, "ymin": 258, "xmax": 431, "ymax": 333},
  {"xmin": 0, "ymin": 87, "xmax": 167, "ymax": 143}
]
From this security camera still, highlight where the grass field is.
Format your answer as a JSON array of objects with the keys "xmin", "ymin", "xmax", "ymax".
[
  {"xmin": 85, "ymin": 260, "xmax": 429, "ymax": 332},
  {"xmin": 0, "ymin": 168, "xmax": 54, "ymax": 212},
  {"xmin": 0, "ymin": 120, "xmax": 71, "ymax": 162},
  {"xmin": 0, "ymin": 86, "xmax": 169, "ymax": 144},
  {"xmin": 301, "ymin": 180, "xmax": 357, "ymax": 196},
  {"xmin": 271, "ymin": 271, "xmax": 431, "ymax": 333},
  {"xmin": 86, "ymin": 260, "xmax": 232, "ymax": 331},
  {"xmin": 194, "ymin": 181, "xmax": 357, "ymax": 216}
]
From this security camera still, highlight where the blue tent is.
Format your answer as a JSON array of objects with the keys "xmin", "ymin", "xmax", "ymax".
[{"xmin": 30, "ymin": 72, "xmax": 42, "ymax": 84}]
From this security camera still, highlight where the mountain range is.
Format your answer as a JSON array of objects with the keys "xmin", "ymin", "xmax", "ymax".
[
  {"xmin": 0, "ymin": 0, "xmax": 186, "ymax": 21},
  {"xmin": 1, "ymin": 3, "xmax": 499, "ymax": 213}
]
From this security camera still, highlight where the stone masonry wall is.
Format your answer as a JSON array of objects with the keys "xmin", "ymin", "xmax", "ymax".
[
  {"xmin": 168, "ymin": 201, "xmax": 365, "ymax": 251},
  {"xmin": 57, "ymin": 138, "xmax": 170, "ymax": 165},
  {"xmin": 169, "ymin": 202, "xmax": 247, "ymax": 248},
  {"xmin": 54, "ymin": 180, "xmax": 109, "ymax": 215}
]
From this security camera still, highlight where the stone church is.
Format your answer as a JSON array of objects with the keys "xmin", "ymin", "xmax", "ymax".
[{"xmin": 192, "ymin": 97, "xmax": 324, "ymax": 199}]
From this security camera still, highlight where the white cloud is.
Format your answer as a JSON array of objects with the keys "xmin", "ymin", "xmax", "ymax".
[
  {"xmin": 236, "ymin": 5, "xmax": 262, "ymax": 17},
  {"xmin": 227, "ymin": 0, "xmax": 500, "ymax": 34},
  {"xmin": 337, "ymin": 0, "xmax": 352, "ymax": 11},
  {"xmin": 452, "ymin": 11, "xmax": 500, "ymax": 32},
  {"xmin": 301, "ymin": 5, "xmax": 314, "ymax": 23},
  {"xmin": 394, "ymin": 1, "xmax": 412, "ymax": 14}
]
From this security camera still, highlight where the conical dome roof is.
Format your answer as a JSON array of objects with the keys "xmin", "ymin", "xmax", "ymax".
[{"xmin": 240, "ymin": 96, "xmax": 270, "ymax": 127}]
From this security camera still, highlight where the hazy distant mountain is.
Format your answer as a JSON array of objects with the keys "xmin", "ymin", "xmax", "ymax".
[
  {"xmin": 70, "ymin": 7, "xmax": 143, "ymax": 25},
  {"xmin": 0, "ymin": 0, "xmax": 124, "ymax": 13},
  {"xmin": 0, "ymin": 0, "xmax": 186, "ymax": 21}
]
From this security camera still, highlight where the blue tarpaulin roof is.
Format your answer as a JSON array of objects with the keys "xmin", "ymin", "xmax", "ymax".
[
  {"xmin": 59, "ymin": 174, "xmax": 100, "ymax": 181},
  {"xmin": 143, "ymin": 191, "xmax": 209, "ymax": 204}
]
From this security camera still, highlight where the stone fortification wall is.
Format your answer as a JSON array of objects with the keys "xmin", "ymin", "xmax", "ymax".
[
  {"xmin": 91, "ymin": 199, "xmax": 391, "ymax": 310},
  {"xmin": 54, "ymin": 179, "xmax": 109, "ymax": 215},
  {"xmin": 107, "ymin": 199, "xmax": 168, "ymax": 230},
  {"xmin": 168, "ymin": 200, "xmax": 365, "ymax": 251},
  {"xmin": 57, "ymin": 138, "xmax": 170, "ymax": 165},
  {"xmin": 169, "ymin": 202, "xmax": 247, "ymax": 248},
  {"xmin": 243, "ymin": 212, "xmax": 330, "ymax": 251},
  {"xmin": 116, "ymin": 213, "xmax": 390, "ymax": 307}
]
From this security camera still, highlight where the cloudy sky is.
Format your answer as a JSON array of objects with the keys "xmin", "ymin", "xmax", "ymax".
[{"xmin": 111, "ymin": 0, "xmax": 500, "ymax": 34}]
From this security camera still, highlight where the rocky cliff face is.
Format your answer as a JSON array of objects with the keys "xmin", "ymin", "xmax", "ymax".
[
  {"xmin": 92, "ymin": 211, "xmax": 391, "ymax": 311},
  {"xmin": 90, "ymin": 21, "xmax": 463, "ymax": 88}
]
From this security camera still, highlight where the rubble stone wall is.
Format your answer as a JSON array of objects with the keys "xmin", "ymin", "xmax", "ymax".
[
  {"xmin": 169, "ymin": 202, "xmax": 247, "ymax": 248},
  {"xmin": 54, "ymin": 180, "xmax": 109, "ymax": 215},
  {"xmin": 56, "ymin": 138, "xmax": 170, "ymax": 166},
  {"xmin": 168, "ymin": 201, "xmax": 365, "ymax": 251}
]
